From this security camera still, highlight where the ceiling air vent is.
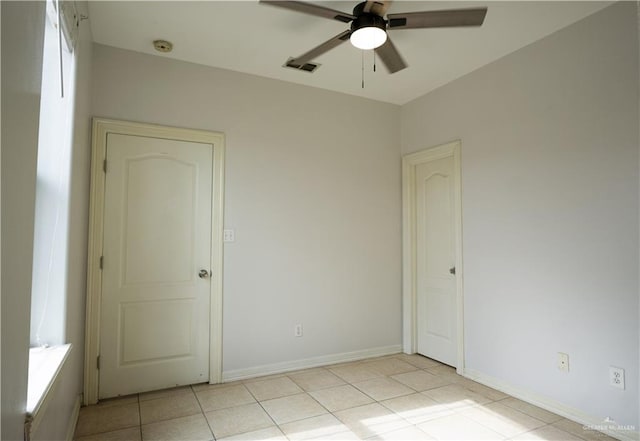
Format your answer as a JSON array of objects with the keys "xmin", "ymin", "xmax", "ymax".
[{"xmin": 284, "ymin": 58, "xmax": 321, "ymax": 73}]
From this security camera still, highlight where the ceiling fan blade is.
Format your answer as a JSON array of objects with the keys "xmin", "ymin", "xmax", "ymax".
[
  {"xmin": 260, "ymin": 1, "xmax": 355, "ymax": 23},
  {"xmin": 363, "ymin": 0, "xmax": 392, "ymax": 16},
  {"xmin": 289, "ymin": 30, "xmax": 352, "ymax": 65},
  {"xmin": 387, "ymin": 8, "xmax": 487, "ymax": 29},
  {"xmin": 375, "ymin": 37, "xmax": 407, "ymax": 73}
]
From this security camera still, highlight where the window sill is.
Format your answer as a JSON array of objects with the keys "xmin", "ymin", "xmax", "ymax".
[{"xmin": 25, "ymin": 344, "xmax": 72, "ymax": 438}]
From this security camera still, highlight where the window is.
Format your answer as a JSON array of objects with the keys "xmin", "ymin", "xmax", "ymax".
[
  {"xmin": 26, "ymin": 0, "xmax": 79, "ymax": 433},
  {"xmin": 29, "ymin": 0, "xmax": 77, "ymax": 349}
]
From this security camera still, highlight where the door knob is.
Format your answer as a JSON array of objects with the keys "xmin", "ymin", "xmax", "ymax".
[
  {"xmin": 449, "ymin": 267, "xmax": 456, "ymax": 275},
  {"xmin": 198, "ymin": 269, "xmax": 210, "ymax": 279}
]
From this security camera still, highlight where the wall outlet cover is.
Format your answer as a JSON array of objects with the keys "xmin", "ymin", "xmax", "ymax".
[
  {"xmin": 609, "ymin": 366, "xmax": 625, "ymax": 390},
  {"xmin": 557, "ymin": 352, "xmax": 569, "ymax": 372}
]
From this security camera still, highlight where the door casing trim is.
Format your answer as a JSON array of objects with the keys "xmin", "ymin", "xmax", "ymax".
[
  {"xmin": 401, "ymin": 140, "xmax": 464, "ymax": 373},
  {"xmin": 83, "ymin": 118, "xmax": 225, "ymax": 404}
]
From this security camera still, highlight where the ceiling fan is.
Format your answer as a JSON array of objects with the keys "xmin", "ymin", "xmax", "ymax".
[{"xmin": 260, "ymin": 1, "xmax": 488, "ymax": 74}]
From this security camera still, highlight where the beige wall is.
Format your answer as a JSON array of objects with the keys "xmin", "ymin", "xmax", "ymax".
[
  {"xmin": 91, "ymin": 44, "xmax": 403, "ymax": 374},
  {"xmin": 402, "ymin": 2, "xmax": 639, "ymax": 428}
]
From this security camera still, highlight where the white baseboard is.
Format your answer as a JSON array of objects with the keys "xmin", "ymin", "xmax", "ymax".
[
  {"xmin": 65, "ymin": 394, "xmax": 82, "ymax": 441},
  {"xmin": 463, "ymin": 368, "xmax": 639, "ymax": 441},
  {"xmin": 222, "ymin": 345, "xmax": 402, "ymax": 382}
]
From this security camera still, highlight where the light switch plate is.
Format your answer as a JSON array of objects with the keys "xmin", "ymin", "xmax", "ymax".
[{"xmin": 223, "ymin": 229, "xmax": 235, "ymax": 242}]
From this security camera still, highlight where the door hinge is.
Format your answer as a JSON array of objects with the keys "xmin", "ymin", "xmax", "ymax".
[
  {"xmin": 103, "ymin": 159, "xmax": 107, "ymax": 173},
  {"xmin": 99, "ymin": 256, "xmax": 104, "ymax": 269},
  {"xmin": 97, "ymin": 355, "xmax": 100, "ymax": 370}
]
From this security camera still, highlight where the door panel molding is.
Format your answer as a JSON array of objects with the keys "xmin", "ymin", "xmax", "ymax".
[
  {"xmin": 402, "ymin": 140, "xmax": 464, "ymax": 372},
  {"xmin": 84, "ymin": 118, "xmax": 225, "ymax": 405}
]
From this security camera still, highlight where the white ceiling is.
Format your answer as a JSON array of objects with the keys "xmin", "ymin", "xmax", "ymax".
[{"xmin": 88, "ymin": 1, "xmax": 610, "ymax": 105}]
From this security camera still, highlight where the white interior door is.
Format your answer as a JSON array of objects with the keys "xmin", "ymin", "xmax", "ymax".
[
  {"xmin": 99, "ymin": 133, "xmax": 213, "ymax": 398},
  {"xmin": 415, "ymin": 155, "xmax": 458, "ymax": 366}
]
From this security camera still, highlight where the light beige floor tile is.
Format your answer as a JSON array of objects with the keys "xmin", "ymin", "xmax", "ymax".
[
  {"xmin": 368, "ymin": 425, "xmax": 436, "ymax": 440},
  {"xmin": 192, "ymin": 380, "xmax": 244, "ymax": 392},
  {"xmin": 329, "ymin": 364, "xmax": 383, "ymax": 383},
  {"xmin": 245, "ymin": 376, "xmax": 304, "ymax": 401},
  {"xmin": 95, "ymin": 396, "xmax": 139, "ymax": 408},
  {"xmin": 289, "ymin": 369, "xmax": 346, "ymax": 391},
  {"xmin": 243, "ymin": 373, "xmax": 287, "ymax": 383},
  {"xmin": 75, "ymin": 355, "xmax": 608, "ymax": 441},
  {"xmin": 280, "ymin": 414, "xmax": 349, "ymax": 440},
  {"xmin": 261, "ymin": 393, "xmax": 328, "ymax": 425},
  {"xmin": 391, "ymin": 370, "xmax": 452, "ymax": 392},
  {"xmin": 218, "ymin": 426, "xmax": 287, "ymax": 441},
  {"xmin": 425, "ymin": 366, "xmax": 467, "ymax": 385},
  {"xmin": 418, "ymin": 414, "xmax": 506, "ymax": 440},
  {"xmin": 310, "ymin": 430, "xmax": 362, "ymax": 440},
  {"xmin": 352, "ymin": 377, "xmax": 415, "ymax": 401},
  {"xmin": 309, "ymin": 384, "xmax": 374, "ymax": 412},
  {"xmin": 551, "ymin": 419, "xmax": 617, "ymax": 441},
  {"xmin": 75, "ymin": 427, "xmax": 141, "ymax": 441},
  {"xmin": 362, "ymin": 358, "xmax": 419, "ymax": 376},
  {"xmin": 75, "ymin": 403, "xmax": 141, "ymax": 437},
  {"xmin": 139, "ymin": 386, "xmax": 193, "ymax": 402},
  {"xmin": 205, "ymin": 402, "xmax": 274, "ymax": 439},
  {"xmin": 460, "ymin": 402, "xmax": 546, "ymax": 437},
  {"xmin": 458, "ymin": 380, "xmax": 509, "ymax": 401},
  {"xmin": 141, "ymin": 413, "xmax": 213, "ymax": 441},
  {"xmin": 395, "ymin": 354, "xmax": 443, "ymax": 370},
  {"xmin": 499, "ymin": 398, "xmax": 563, "ymax": 424},
  {"xmin": 333, "ymin": 403, "xmax": 410, "ymax": 438},
  {"xmin": 426, "ymin": 365, "xmax": 457, "ymax": 375},
  {"xmin": 325, "ymin": 360, "xmax": 363, "ymax": 369},
  {"xmin": 422, "ymin": 384, "xmax": 493, "ymax": 410},
  {"xmin": 380, "ymin": 393, "xmax": 453, "ymax": 424},
  {"xmin": 511, "ymin": 425, "xmax": 585, "ymax": 441},
  {"xmin": 139, "ymin": 393, "xmax": 201, "ymax": 425},
  {"xmin": 369, "ymin": 354, "xmax": 402, "ymax": 360},
  {"xmin": 196, "ymin": 384, "xmax": 255, "ymax": 411}
]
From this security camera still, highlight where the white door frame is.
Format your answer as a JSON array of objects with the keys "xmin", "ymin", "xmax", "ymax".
[
  {"xmin": 83, "ymin": 118, "xmax": 225, "ymax": 405},
  {"xmin": 402, "ymin": 140, "xmax": 464, "ymax": 373}
]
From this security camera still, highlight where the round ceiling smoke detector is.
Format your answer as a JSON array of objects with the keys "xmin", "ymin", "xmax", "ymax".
[{"xmin": 153, "ymin": 39, "xmax": 173, "ymax": 53}]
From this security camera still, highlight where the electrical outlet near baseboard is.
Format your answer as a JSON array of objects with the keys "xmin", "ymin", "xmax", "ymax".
[
  {"xmin": 294, "ymin": 324, "xmax": 303, "ymax": 337},
  {"xmin": 557, "ymin": 352, "xmax": 569, "ymax": 372},
  {"xmin": 609, "ymin": 366, "xmax": 625, "ymax": 390}
]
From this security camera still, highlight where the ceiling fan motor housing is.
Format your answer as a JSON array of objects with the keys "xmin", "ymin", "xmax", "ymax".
[{"xmin": 350, "ymin": 13, "xmax": 387, "ymax": 34}]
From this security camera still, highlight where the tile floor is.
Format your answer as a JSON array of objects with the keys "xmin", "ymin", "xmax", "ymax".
[{"xmin": 74, "ymin": 354, "xmax": 616, "ymax": 441}]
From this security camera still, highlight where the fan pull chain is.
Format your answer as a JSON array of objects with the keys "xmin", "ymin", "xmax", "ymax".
[
  {"xmin": 361, "ymin": 50, "xmax": 365, "ymax": 89},
  {"xmin": 373, "ymin": 50, "xmax": 377, "ymax": 72}
]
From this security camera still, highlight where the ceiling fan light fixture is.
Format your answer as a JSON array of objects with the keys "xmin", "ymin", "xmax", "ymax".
[
  {"xmin": 350, "ymin": 14, "xmax": 387, "ymax": 50},
  {"xmin": 351, "ymin": 26, "xmax": 387, "ymax": 50}
]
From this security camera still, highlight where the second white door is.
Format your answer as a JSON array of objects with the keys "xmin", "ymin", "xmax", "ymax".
[
  {"xmin": 99, "ymin": 133, "xmax": 213, "ymax": 398},
  {"xmin": 415, "ymin": 153, "xmax": 458, "ymax": 366}
]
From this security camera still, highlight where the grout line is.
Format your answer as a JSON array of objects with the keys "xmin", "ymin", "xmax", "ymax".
[
  {"xmin": 137, "ymin": 393, "xmax": 143, "ymax": 441},
  {"xmin": 243, "ymin": 384, "xmax": 282, "ymax": 437},
  {"xmin": 192, "ymin": 384, "xmax": 216, "ymax": 439},
  {"xmin": 283, "ymin": 367, "xmax": 348, "ymax": 393}
]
